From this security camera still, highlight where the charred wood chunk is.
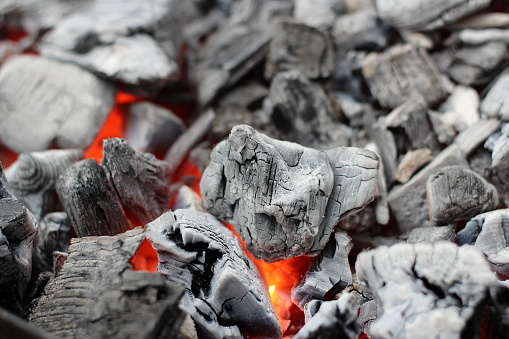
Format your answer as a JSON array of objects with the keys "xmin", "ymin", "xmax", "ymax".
[
  {"xmin": 332, "ymin": 7, "xmax": 389, "ymax": 53},
  {"xmin": 362, "ymin": 44, "xmax": 446, "ymax": 110},
  {"xmin": 38, "ymin": 212, "xmax": 72, "ymax": 268},
  {"xmin": 125, "ymin": 102, "xmax": 186, "ymax": 155},
  {"xmin": 201, "ymin": 124, "xmax": 379, "ymax": 261},
  {"xmin": 407, "ymin": 225, "xmax": 456, "ymax": 243},
  {"xmin": 266, "ymin": 19, "xmax": 334, "ymax": 80},
  {"xmin": 146, "ymin": 210, "xmax": 282, "ymax": 339},
  {"xmin": 29, "ymin": 227, "xmax": 185, "ymax": 339},
  {"xmin": 41, "ymin": 33, "xmax": 179, "ymax": 96},
  {"xmin": 294, "ymin": 293, "xmax": 360, "ymax": 339},
  {"xmin": 453, "ymin": 118, "xmax": 501, "ymax": 157},
  {"xmin": 56, "ymin": 159, "xmax": 129, "ymax": 237},
  {"xmin": 481, "ymin": 68, "xmax": 509, "ymax": 121},
  {"xmin": 375, "ymin": 0, "xmax": 490, "ymax": 31},
  {"xmin": 0, "ymin": 55, "xmax": 117, "ymax": 153},
  {"xmin": 5, "ymin": 149, "xmax": 83, "ymax": 220},
  {"xmin": 293, "ymin": 0, "xmax": 344, "ymax": 30},
  {"xmin": 426, "ymin": 166, "xmax": 499, "ymax": 226},
  {"xmin": 463, "ymin": 209, "xmax": 509, "ymax": 254},
  {"xmin": 395, "ymin": 148, "xmax": 434, "ymax": 184},
  {"xmin": 356, "ymin": 242, "xmax": 497, "ymax": 339},
  {"xmin": 195, "ymin": 25, "xmax": 270, "ymax": 105},
  {"xmin": 292, "ymin": 231, "xmax": 353, "ymax": 309},
  {"xmin": 270, "ymin": 71, "xmax": 349, "ymax": 149},
  {"xmin": 102, "ymin": 138, "xmax": 170, "ymax": 225},
  {"xmin": 388, "ymin": 145, "xmax": 469, "ymax": 233}
]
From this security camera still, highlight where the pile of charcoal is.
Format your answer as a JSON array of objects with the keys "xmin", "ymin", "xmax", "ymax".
[{"xmin": 1, "ymin": 0, "xmax": 509, "ymax": 338}]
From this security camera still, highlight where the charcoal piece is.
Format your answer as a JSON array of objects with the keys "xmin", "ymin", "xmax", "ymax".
[
  {"xmin": 481, "ymin": 68, "xmax": 509, "ymax": 120},
  {"xmin": 41, "ymin": 33, "xmax": 179, "ymax": 95},
  {"xmin": 427, "ymin": 110, "xmax": 456, "ymax": 145},
  {"xmin": 303, "ymin": 300, "xmax": 323, "ymax": 323},
  {"xmin": 456, "ymin": 28, "xmax": 509, "ymax": 45},
  {"xmin": 356, "ymin": 242, "xmax": 497, "ymax": 339},
  {"xmin": 375, "ymin": 0, "xmax": 490, "ymax": 31},
  {"xmin": 365, "ymin": 111, "xmax": 398, "ymax": 183},
  {"xmin": 195, "ymin": 25, "xmax": 270, "ymax": 105},
  {"xmin": 446, "ymin": 42, "xmax": 508, "ymax": 86},
  {"xmin": 56, "ymin": 159, "xmax": 129, "ymax": 237},
  {"xmin": 365, "ymin": 143, "xmax": 390, "ymax": 225},
  {"xmin": 332, "ymin": 7, "xmax": 388, "ymax": 52},
  {"xmin": 294, "ymin": 293, "xmax": 360, "ymax": 339},
  {"xmin": 218, "ymin": 82, "xmax": 268, "ymax": 110},
  {"xmin": 385, "ymin": 99, "xmax": 440, "ymax": 152},
  {"xmin": 29, "ymin": 227, "xmax": 185, "ymax": 339},
  {"xmin": 468, "ymin": 210, "xmax": 509, "ymax": 256},
  {"xmin": 38, "ymin": 212, "xmax": 72, "ymax": 268},
  {"xmin": 359, "ymin": 300, "xmax": 377, "ymax": 336},
  {"xmin": 125, "ymin": 102, "xmax": 186, "ymax": 155},
  {"xmin": 269, "ymin": 71, "xmax": 349, "ymax": 149},
  {"xmin": 102, "ymin": 138, "xmax": 170, "ymax": 226},
  {"xmin": 5, "ymin": 149, "xmax": 83, "ymax": 220},
  {"xmin": 362, "ymin": 44, "xmax": 447, "ymax": 109},
  {"xmin": 333, "ymin": 50, "xmax": 370, "ymax": 99},
  {"xmin": 227, "ymin": 0, "xmax": 294, "ymax": 28},
  {"xmin": 456, "ymin": 218, "xmax": 483, "ymax": 246},
  {"xmin": 450, "ymin": 13, "xmax": 509, "ymax": 30},
  {"xmin": 453, "ymin": 118, "xmax": 501, "ymax": 157},
  {"xmin": 266, "ymin": 19, "xmax": 334, "ymax": 79},
  {"xmin": 339, "ymin": 204, "xmax": 376, "ymax": 233},
  {"xmin": 165, "ymin": 109, "xmax": 215, "ymax": 173},
  {"xmin": 189, "ymin": 144, "xmax": 212, "ymax": 174},
  {"xmin": 293, "ymin": 0, "xmax": 344, "ymax": 30},
  {"xmin": 0, "ymin": 307, "xmax": 54, "ymax": 339},
  {"xmin": 201, "ymin": 124, "xmax": 380, "ymax": 261},
  {"xmin": 395, "ymin": 148, "xmax": 434, "ymax": 184},
  {"xmin": 399, "ymin": 30, "xmax": 435, "ymax": 50},
  {"xmin": 0, "ymin": 55, "xmax": 117, "ymax": 153},
  {"xmin": 388, "ymin": 145, "xmax": 469, "ymax": 233},
  {"xmin": 146, "ymin": 210, "xmax": 282, "ymax": 339},
  {"xmin": 436, "ymin": 85, "xmax": 480, "ymax": 133},
  {"xmin": 173, "ymin": 185, "xmax": 205, "ymax": 212},
  {"xmin": 407, "ymin": 225, "xmax": 456, "ymax": 243},
  {"xmin": 292, "ymin": 231, "xmax": 353, "ymax": 309},
  {"xmin": 426, "ymin": 166, "xmax": 499, "ymax": 226}
]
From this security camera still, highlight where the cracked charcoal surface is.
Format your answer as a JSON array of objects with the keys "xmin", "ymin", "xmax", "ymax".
[
  {"xmin": 146, "ymin": 209, "xmax": 282, "ymax": 339},
  {"xmin": 201, "ymin": 124, "xmax": 379, "ymax": 262},
  {"xmin": 356, "ymin": 242, "xmax": 497, "ymax": 339},
  {"xmin": 5, "ymin": 149, "xmax": 83, "ymax": 220},
  {"xmin": 426, "ymin": 165, "xmax": 499, "ymax": 226}
]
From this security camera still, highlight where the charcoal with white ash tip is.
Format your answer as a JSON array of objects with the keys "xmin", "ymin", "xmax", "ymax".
[{"xmin": 200, "ymin": 124, "xmax": 381, "ymax": 262}]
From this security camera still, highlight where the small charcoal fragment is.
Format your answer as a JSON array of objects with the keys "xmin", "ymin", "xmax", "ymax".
[
  {"xmin": 481, "ymin": 68, "xmax": 509, "ymax": 121},
  {"xmin": 38, "ymin": 212, "xmax": 72, "ymax": 267},
  {"xmin": 426, "ymin": 166, "xmax": 499, "ymax": 226},
  {"xmin": 395, "ymin": 148, "xmax": 434, "ymax": 184},
  {"xmin": 407, "ymin": 225, "xmax": 456, "ymax": 243},
  {"xmin": 146, "ymin": 210, "xmax": 282, "ymax": 339}
]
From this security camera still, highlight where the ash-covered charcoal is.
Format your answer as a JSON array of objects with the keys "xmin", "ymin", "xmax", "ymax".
[
  {"xmin": 293, "ymin": 0, "xmax": 344, "ymax": 30},
  {"xmin": 146, "ymin": 209, "xmax": 282, "ymax": 339},
  {"xmin": 375, "ymin": 0, "xmax": 490, "ymax": 31},
  {"xmin": 481, "ymin": 68, "xmax": 509, "ymax": 121},
  {"xmin": 102, "ymin": 138, "xmax": 171, "ymax": 226},
  {"xmin": 294, "ymin": 293, "xmax": 361, "ymax": 339},
  {"xmin": 0, "ymin": 55, "xmax": 117, "ymax": 153},
  {"xmin": 269, "ymin": 71, "xmax": 349, "ymax": 149},
  {"xmin": 359, "ymin": 300, "xmax": 377, "ymax": 337},
  {"xmin": 37, "ymin": 212, "xmax": 72, "ymax": 268},
  {"xmin": 454, "ymin": 28, "xmax": 509, "ymax": 45},
  {"xmin": 356, "ymin": 242, "xmax": 498, "ymax": 339},
  {"xmin": 227, "ymin": 0, "xmax": 294, "ymax": 28},
  {"xmin": 125, "ymin": 102, "xmax": 186, "ymax": 155},
  {"xmin": 195, "ymin": 24, "xmax": 270, "ymax": 105},
  {"xmin": 41, "ymin": 33, "xmax": 179, "ymax": 96},
  {"xmin": 56, "ymin": 159, "xmax": 130, "ymax": 237},
  {"xmin": 5, "ymin": 149, "xmax": 83, "ymax": 220},
  {"xmin": 29, "ymin": 227, "xmax": 186, "ymax": 339},
  {"xmin": 486, "ymin": 123, "xmax": 509, "ymax": 203},
  {"xmin": 362, "ymin": 44, "xmax": 447, "ymax": 110},
  {"xmin": 395, "ymin": 148, "xmax": 434, "ymax": 184},
  {"xmin": 173, "ymin": 185, "xmax": 205, "ymax": 212},
  {"xmin": 453, "ymin": 118, "xmax": 501, "ymax": 157},
  {"xmin": 435, "ymin": 85, "xmax": 480, "ymax": 134},
  {"xmin": 426, "ymin": 166, "xmax": 499, "ymax": 226},
  {"xmin": 407, "ymin": 225, "xmax": 456, "ymax": 243},
  {"xmin": 201, "ymin": 124, "xmax": 380, "ymax": 262},
  {"xmin": 292, "ymin": 231, "xmax": 353, "ymax": 309},
  {"xmin": 365, "ymin": 113, "xmax": 398, "ymax": 184},
  {"xmin": 265, "ymin": 19, "xmax": 334, "ymax": 80},
  {"xmin": 332, "ymin": 7, "xmax": 389, "ymax": 53},
  {"xmin": 388, "ymin": 145, "xmax": 469, "ymax": 233}
]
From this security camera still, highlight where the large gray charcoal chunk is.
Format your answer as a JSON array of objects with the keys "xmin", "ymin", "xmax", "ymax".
[
  {"xmin": 0, "ymin": 55, "xmax": 117, "ymax": 153},
  {"xmin": 102, "ymin": 138, "xmax": 171, "ymax": 226},
  {"xmin": 5, "ymin": 149, "xmax": 83, "ymax": 220},
  {"xmin": 41, "ymin": 34, "xmax": 179, "ymax": 95},
  {"xmin": 292, "ymin": 231, "xmax": 353, "ymax": 309},
  {"xmin": 270, "ymin": 71, "xmax": 349, "ymax": 149},
  {"xmin": 266, "ymin": 19, "xmax": 334, "ymax": 79},
  {"xmin": 356, "ymin": 242, "xmax": 498, "ymax": 339},
  {"xmin": 146, "ymin": 210, "xmax": 282, "ymax": 339},
  {"xmin": 125, "ymin": 102, "xmax": 186, "ymax": 155},
  {"xmin": 481, "ymin": 68, "xmax": 509, "ymax": 121},
  {"xmin": 201, "ymin": 124, "xmax": 379, "ymax": 261},
  {"xmin": 293, "ymin": 0, "xmax": 345, "ymax": 30},
  {"xmin": 426, "ymin": 166, "xmax": 499, "ymax": 226},
  {"xmin": 294, "ymin": 293, "xmax": 361, "ymax": 339},
  {"xmin": 196, "ymin": 25, "xmax": 270, "ymax": 105},
  {"xmin": 388, "ymin": 145, "xmax": 469, "ymax": 233},
  {"xmin": 362, "ymin": 44, "xmax": 447, "ymax": 110},
  {"xmin": 376, "ymin": 0, "xmax": 490, "ymax": 31}
]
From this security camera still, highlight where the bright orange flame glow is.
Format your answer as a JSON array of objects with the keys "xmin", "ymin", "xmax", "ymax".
[{"xmin": 131, "ymin": 238, "xmax": 159, "ymax": 272}]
